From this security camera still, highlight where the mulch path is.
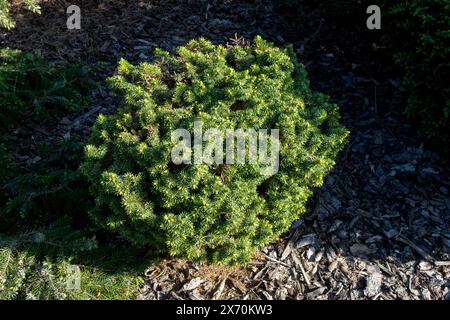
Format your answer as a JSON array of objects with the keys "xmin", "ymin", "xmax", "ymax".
[{"xmin": 2, "ymin": 0, "xmax": 449, "ymax": 300}]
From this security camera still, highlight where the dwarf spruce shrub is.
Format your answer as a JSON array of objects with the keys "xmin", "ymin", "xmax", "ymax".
[{"xmin": 81, "ymin": 37, "xmax": 348, "ymax": 265}]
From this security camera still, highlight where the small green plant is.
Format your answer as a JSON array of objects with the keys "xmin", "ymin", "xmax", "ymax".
[
  {"xmin": 0, "ymin": 222, "xmax": 146, "ymax": 300},
  {"xmin": 384, "ymin": 0, "xmax": 450, "ymax": 153},
  {"xmin": 0, "ymin": 0, "xmax": 40, "ymax": 29},
  {"xmin": 0, "ymin": 48, "xmax": 95, "ymax": 133},
  {"xmin": 0, "ymin": 134, "xmax": 147, "ymax": 300},
  {"xmin": 0, "ymin": 48, "xmax": 146, "ymax": 300},
  {"xmin": 81, "ymin": 36, "xmax": 348, "ymax": 265},
  {"xmin": 0, "ymin": 136, "xmax": 147, "ymax": 300},
  {"xmin": 0, "ymin": 48, "xmax": 97, "ymax": 224},
  {"xmin": 1, "ymin": 137, "xmax": 88, "ymax": 227}
]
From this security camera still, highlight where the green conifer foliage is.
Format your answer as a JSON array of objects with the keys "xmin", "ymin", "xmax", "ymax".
[
  {"xmin": 384, "ymin": 0, "xmax": 450, "ymax": 154},
  {"xmin": 0, "ymin": 0, "xmax": 40, "ymax": 29},
  {"xmin": 81, "ymin": 37, "xmax": 348, "ymax": 265}
]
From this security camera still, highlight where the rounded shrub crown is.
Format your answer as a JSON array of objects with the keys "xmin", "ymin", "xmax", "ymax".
[{"xmin": 81, "ymin": 36, "xmax": 348, "ymax": 265}]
